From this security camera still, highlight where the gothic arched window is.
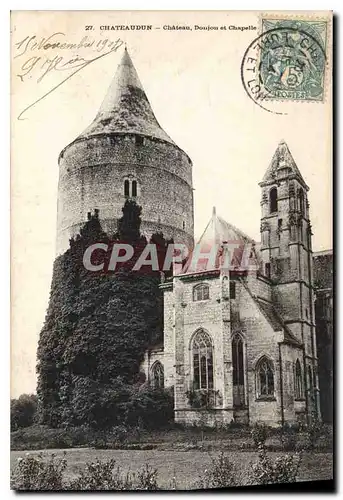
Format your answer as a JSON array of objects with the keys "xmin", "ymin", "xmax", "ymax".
[
  {"xmin": 150, "ymin": 361, "xmax": 164, "ymax": 389},
  {"xmin": 256, "ymin": 357, "xmax": 274, "ymax": 398},
  {"xmin": 192, "ymin": 330, "xmax": 214, "ymax": 390},
  {"xmin": 294, "ymin": 359, "xmax": 303, "ymax": 399},
  {"xmin": 132, "ymin": 180, "xmax": 137, "ymax": 197},
  {"xmin": 270, "ymin": 187, "xmax": 278, "ymax": 213},
  {"xmin": 193, "ymin": 283, "xmax": 210, "ymax": 302}
]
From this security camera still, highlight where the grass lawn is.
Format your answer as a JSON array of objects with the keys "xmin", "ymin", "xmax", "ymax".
[{"xmin": 10, "ymin": 448, "xmax": 333, "ymax": 490}]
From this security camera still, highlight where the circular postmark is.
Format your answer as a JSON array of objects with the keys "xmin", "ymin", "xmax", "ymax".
[{"xmin": 241, "ymin": 25, "xmax": 327, "ymax": 115}]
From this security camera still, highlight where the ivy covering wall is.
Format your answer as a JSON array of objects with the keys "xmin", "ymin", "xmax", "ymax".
[{"xmin": 37, "ymin": 200, "xmax": 172, "ymax": 428}]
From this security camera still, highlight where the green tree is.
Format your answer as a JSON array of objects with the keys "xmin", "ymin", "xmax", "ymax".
[{"xmin": 11, "ymin": 394, "xmax": 38, "ymax": 431}]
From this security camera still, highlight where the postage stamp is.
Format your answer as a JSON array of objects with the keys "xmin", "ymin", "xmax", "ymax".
[
  {"xmin": 260, "ymin": 17, "xmax": 328, "ymax": 101},
  {"xmin": 241, "ymin": 16, "xmax": 330, "ymax": 114}
]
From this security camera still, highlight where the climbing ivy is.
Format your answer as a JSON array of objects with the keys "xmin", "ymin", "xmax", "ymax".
[{"xmin": 37, "ymin": 200, "xmax": 171, "ymax": 428}]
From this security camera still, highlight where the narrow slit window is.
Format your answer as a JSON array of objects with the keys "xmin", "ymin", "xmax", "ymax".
[
  {"xmin": 135, "ymin": 135, "xmax": 144, "ymax": 146},
  {"xmin": 294, "ymin": 359, "xmax": 303, "ymax": 399},
  {"xmin": 278, "ymin": 219, "xmax": 282, "ymax": 240},
  {"xmin": 270, "ymin": 187, "xmax": 278, "ymax": 213},
  {"xmin": 265, "ymin": 263, "xmax": 271, "ymax": 278},
  {"xmin": 298, "ymin": 189, "xmax": 305, "ymax": 215},
  {"xmin": 124, "ymin": 179, "xmax": 130, "ymax": 197}
]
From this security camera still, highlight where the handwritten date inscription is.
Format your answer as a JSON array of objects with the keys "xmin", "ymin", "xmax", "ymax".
[{"xmin": 14, "ymin": 32, "xmax": 124, "ymax": 119}]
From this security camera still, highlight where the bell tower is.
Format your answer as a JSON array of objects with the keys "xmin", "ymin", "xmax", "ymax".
[{"xmin": 259, "ymin": 140, "xmax": 320, "ymax": 418}]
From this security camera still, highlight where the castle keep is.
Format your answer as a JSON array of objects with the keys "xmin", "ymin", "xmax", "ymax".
[{"xmin": 56, "ymin": 48, "xmax": 194, "ymax": 255}]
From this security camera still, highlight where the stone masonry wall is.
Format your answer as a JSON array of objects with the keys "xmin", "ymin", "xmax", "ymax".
[
  {"xmin": 172, "ymin": 275, "xmax": 232, "ymax": 425},
  {"xmin": 162, "ymin": 283, "xmax": 176, "ymax": 389},
  {"xmin": 56, "ymin": 134, "xmax": 194, "ymax": 254},
  {"xmin": 237, "ymin": 282, "xmax": 283, "ymax": 426},
  {"xmin": 280, "ymin": 343, "xmax": 306, "ymax": 423}
]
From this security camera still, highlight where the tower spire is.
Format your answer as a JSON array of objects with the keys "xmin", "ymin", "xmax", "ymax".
[{"xmin": 259, "ymin": 140, "xmax": 308, "ymax": 190}]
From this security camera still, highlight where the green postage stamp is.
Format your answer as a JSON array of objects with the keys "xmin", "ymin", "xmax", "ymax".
[{"xmin": 259, "ymin": 17, "xmax": 329, "ymax": 102}]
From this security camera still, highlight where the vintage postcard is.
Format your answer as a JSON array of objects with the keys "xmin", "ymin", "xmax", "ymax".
[{"xmin": 10, "ymin": 10, "xmax": 333, "ymax": 491}]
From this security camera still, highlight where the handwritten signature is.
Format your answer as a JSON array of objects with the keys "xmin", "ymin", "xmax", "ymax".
[{"xmin": 14, "ymin": 32, "xmax": 124, "ymax": 120}]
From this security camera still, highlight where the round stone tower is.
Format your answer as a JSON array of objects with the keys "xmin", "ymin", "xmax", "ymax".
[{"xmin": 56, "ymin": 48, "xmax": 194, "ymax": 255}]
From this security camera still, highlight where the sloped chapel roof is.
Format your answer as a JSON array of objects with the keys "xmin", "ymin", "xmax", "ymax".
[
  {"xmin": 181, "ymin": 208, "xmax": 260, "ymax": 274},
  {"xmin": 260, "ymin": 140, "xmax": 309, "ymax": 190},
  {"xmin": 254, "ymin": 296, "xmax": 302, "ymax": 346},
  {"xmin": 77, "ymin": 48, "xmax": 176, "ymax": 145}
]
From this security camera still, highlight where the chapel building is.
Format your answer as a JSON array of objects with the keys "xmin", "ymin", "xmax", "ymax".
[{"xmin": 143, "ymin": 141, "xmax": 321, "ymax": 427}]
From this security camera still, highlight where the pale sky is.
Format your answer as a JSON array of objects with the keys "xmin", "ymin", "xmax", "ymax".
[{"xmin": 11, "ymin": 11, "xmax": 332, "ymax": 396}]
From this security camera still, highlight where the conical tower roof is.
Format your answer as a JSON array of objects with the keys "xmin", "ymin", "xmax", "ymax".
[
  {"xmin": 260, "ymin": 140, "xmax": 308, "ymax": 190},
  {"xmin": 78, "ymin": 48, "xmax": 176, "ymax": 145}
]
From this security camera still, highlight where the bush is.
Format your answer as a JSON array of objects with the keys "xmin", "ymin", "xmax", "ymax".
[
  {"xmin": 11, "ymin": 452, "xmax": 67, "ymax": 490},
  {"xmin": 59, "ymin": 376, "xmax": 173, "ymax": 431},
  {"xmin": 11, "ymin": 424, "xmax": 92, "ymax": 451},
  {"xmin": 69, "ymin": 459, "xmax": 158, "ymax": 490},
  {"xmin": 186, "ymin": 389, "xmax": 220, "ymax": 409},
  {"xmin": 136, "ymin": 464, "xmax": 159, "ymax": 490},
  {"xmin": 69, "ymin": 458, "xmax": 134, "ymax": 490},
  {"xmin": 67, "ymin": 377, "xmax": 131, "ymax": 430},
  {"xmin": 279, "ymin": 423, "xmax": 298, "ymax": 451},
  {"xmin": 122, "ymin": 386, "xmax": 174, "ymax": 430},
  {"xmin": 251, "ymin": 444, "xmax": 301, "ymax": 485},
  {"xmin": 318, "ymin": 424, "xmax": 333, "ymax": 451},
  {"xmin": 197, "ymin": 452, "xmax": 239, "ymax": 489},
  {"xmin": 111, "ymin": 424, "xmax": 129, "ymax": 444},
  {"xmin": 168, "ymin": 476, "xmax": 178, "ymax": 490},
  {"xmin": 303, "ymin": 417, "xmax": 323, "ymax": 450},
  {"xmin": 11, "ymin": 394, "xmax": 38, "ymax": 431},
  {"xmin": 11, "ymin": 453, "xmax": 160, "ymax": 491},
  {"xmin": 10, "ymin": 446, "xmax": 306, "ymax": 491},
  {"xmin": 251, "ymin": 422, "xmax": 269, "ymax": 448}
]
